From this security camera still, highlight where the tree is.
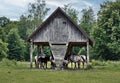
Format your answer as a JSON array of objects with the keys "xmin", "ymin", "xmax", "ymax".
[
  {"xmin": 3, "ymin": 21, "xmax": 18, "ymax": 36},
  {"xmin": 0, "ymin": 39, "xmax": 8, "ymax": 60},
  {"xmin": 28, "ymin": 0, "xmax": 50, "ymax": 30},
  {"xmin": 0, "ymin": 26, "xmax": 8, "ymax": 60},
  {"xmin": 7, "ymin": 29, "xmax": 25, "ymax": 61},
  {"xmin": 63, "ymin": 4, "xmax": 79, "ymax": 23},
  {"xmin": 23, "ymin": 43, "xmax": 30, "ymax": 61},
  {"xmin": 0, "ymin": 17, "xmax": 10, "ymax": 42},
  {"xmin": 78, "ymin": 47, "xmax": 86, "ymax": 55},
  {"xmin": 44, "ymin": 46, "xmax": 52, "ymax": 56},
  {"xmin": 92, "ymin": 0, "xmax": 120, "ymax": 60},
  {"xmin": 80, "ymin": 7, "xmax": 95, "ymax": 35},
  {"xmin": 18, "ymin": 15, "xmax": 29, "ymax": 40},
  {"xmin": 0, "ymin": 16, "xmax": 10, "ymax": 27},
  {"xmin": 0, "ymin": 26, "xmax": 6, "ymax": 42}
]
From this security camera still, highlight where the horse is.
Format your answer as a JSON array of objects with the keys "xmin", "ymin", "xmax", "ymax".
[
  {"xmin": 62, "ymin": 59, "xmax": 69, "ymax": 69},
  {"xmin": 79, "ymin": 55, "xmax": 86, "ymax": 69},
  {"xmin": 34, "ymin": 55, "xmax": 56, "ymax": 69},
  {"xmin": 38, "ymin": 56, "xmax": 50, "ymax": 69},
  {"xmin": 68, "ymin": 55, "xmax": 86, "ymax": 69},
  {"xmin": 50, "ymin": 59, "xmax": 56, "ymax": 69}
]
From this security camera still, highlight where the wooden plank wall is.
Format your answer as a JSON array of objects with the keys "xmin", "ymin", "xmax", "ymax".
[{"xmin": 33, "ymin": 14, "xmax": 87, "ymax": 44}]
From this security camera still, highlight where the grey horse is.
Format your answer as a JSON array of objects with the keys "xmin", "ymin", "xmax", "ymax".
[{"xmin": 68, "ymin": 55, "xmax": 86, "ymax": 69}]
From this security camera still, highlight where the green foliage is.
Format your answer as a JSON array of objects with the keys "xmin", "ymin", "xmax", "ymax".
[
  {"xmin": 0, "ymin": 0, "xmax": 51, "ymax": 61},
  {"xmin": 80, "ymin": 7, "xmax": 95, "ymax": 35},
  {"xmin": 63, "ymin": 4, "xmax": 79, "ymax": 23},
  {"xmin": 0, "ymin": 58, "xmax": 17, "ymax": 67},
  {"xmin": 18, "ymin": 15, "xmax": 29, "ymax": 40},
  {"xmin": 107, "ymin": 61, "xmax": 120, "ymax": 70},
  {"xmin": 0, "ymin": 16, "xmax": 10, "ymax": 27},
  {"xmin": 78, "ymin": 47, "xmax": 86, "ymax": 55},
  {"xmin": 3, "ymin": 21, "xmax": 18, "ymax": 35},
  {"xmin": 23, "ymin": 43, "xmax": 30, "ymax": 61},
  {"xmin": 92, "ymin": 0, "xmax": 120, "ymax": 60},
  {"xmin": 33, "ymin": 46, "xmax": 52, "ymax": 57},
  {"xmin": 91, "ymin": 59, "xmax": 107, "ymax": 66},
  {"xmin": 71, "ymin": 46, "xmax": 86, "ymax": 55},
  {"xmin": 28, "ymin": 0, "xmax": 50, "ymax": 29},
  {"xmin": 78, "ymin": 7, "xmax": 95, "ymax": 58},
  {"xmin": 0, "ymin": 39, "xmax": 8, "ymax": 60},
  {"xmin": 7, "ymin": 29, "xmax": 25, "ymax": 61},
  {"xmin": 44, "ymin": 46, "xmax": 52, "ymax": 56},
  {"xmin": 72, "ymin": 46, "xmax": 80, "ymax": 55},
  {"xmin": 0, "ymin": 26, "xmax": 6, "ymax": 41}
]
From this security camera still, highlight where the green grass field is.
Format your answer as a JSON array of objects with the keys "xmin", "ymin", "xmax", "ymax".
[{"xmin": 0, "ymin": 59, "xmax": 120, "ymax": 83}]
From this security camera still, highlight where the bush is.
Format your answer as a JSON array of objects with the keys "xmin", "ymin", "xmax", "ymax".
[
  {"xmin": 0, "ymin": 58, "xmax": 17, "ymax": 67},
  {"xmin": 91, "ymin": 59, "xmax": 107, "ymax": 66}
]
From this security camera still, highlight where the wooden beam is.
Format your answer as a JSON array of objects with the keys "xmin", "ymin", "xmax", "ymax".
[
  {"xmin": 30, "ymin": 41, "xmax": 33, "ymax": 68},
  {"xmin": 87, "ymin": 41, "xmax": 90, "ymax": 69}
]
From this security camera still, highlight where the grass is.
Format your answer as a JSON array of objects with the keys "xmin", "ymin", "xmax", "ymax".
[{"xmin": 0, "ymin": 59, "xmax": 120, "ymax": 83}]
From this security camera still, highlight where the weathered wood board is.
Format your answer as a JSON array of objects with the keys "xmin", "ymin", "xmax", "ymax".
[
  {"xmin": 50, "ymin": 44, "xmax": 68, "ymax": 67},
  {"xmin": 32, "ymin": 14, "xmax": 87, "ymax": 43}
]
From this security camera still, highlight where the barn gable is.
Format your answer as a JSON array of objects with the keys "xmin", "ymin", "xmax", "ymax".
[{"xmin": 28, "ymin": 7, "xmax": 93, "ymax": 46}]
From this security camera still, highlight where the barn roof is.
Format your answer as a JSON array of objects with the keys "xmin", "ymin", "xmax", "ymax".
[{"xmin": 27, "ymin": 7, "xmax": 94, "ymax": 46}]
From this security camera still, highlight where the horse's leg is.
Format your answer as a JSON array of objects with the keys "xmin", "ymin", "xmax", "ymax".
[
  {"xmin": 44, "ymin": 63, "xmax": 46, "ymax": 69},
  {"xmin": 41, "ymin": 62, "xmax": 43, "ymax": 69},
  {"xmin": 39, "ymin": 62, "xmax": 41, "ymax": 68},
  {"xmin": 40, "ymin": 62, "xmax": 42, "ymax": 68},
  {"xmin": 51, "ymin": 61, "xmax": 53, "ymax": 69},
  {"xmin": 83, "ymin": 62, "xmax": 84, "ymax": 69},
  {"xmin": 71, "ymin": 62, "xmax": 73, "ymax": 69},
  {"xmin": 78, "ymin": 61, "xmax": 80, "ymax": 69},
  {"xmin": 36, "ymin": 61, "xmax": 39, "ymax": 69},
  {"xmin": 74, "ymin": 62, "xmax": 76, "ymax": 69},
  {"xmin": 43, "ymin": 63, "xmax": 45, "ymax": 69},
  {"xmin": 65, "ymin": 61, "xmax": 68, "ymax": 69},
  {"xmin": 35, "ymin": 61, "xmax": 37, "ymax": 68},
  {"xmin": 41, "ymin": 62, "xmax": 44, "ymax": 68},
  {"xmin": 36, "ymin": 61, "xmax": 38, "ymax": 68},
  {"xmin": 46, "ymin": 62, "xmax": 47, "ymax": 69},
  {"xmin": 51, "ymin": 60, "xmax": 56, "ymax": 69},
  {"xmin": 37, "ymin": 61, "xmax": 39, "ymax": 68},
  {"xmin": 44, "ymin": 62, "xmax": 47, "ymax": 69}
]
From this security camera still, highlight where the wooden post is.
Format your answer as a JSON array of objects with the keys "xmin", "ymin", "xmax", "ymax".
[
  {"xmin": 30, "ymin": 40, "xmax": 33, "ymax": 68},
  {"xmin": 87, "ymin": 41, "xmax": 90, "ymax": 69},
  {"xmin": 40, "ymin": 45, "xmax": 44, "ymax": 68},
  {"xmin": 40, "ymin": 45, "xmax": 44, "ymax": 56},
  {"xmin": 36, "ymin": 45, "xmax": 39, "ymax": 68}
]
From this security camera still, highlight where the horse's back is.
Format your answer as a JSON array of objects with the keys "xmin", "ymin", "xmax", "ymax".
[
  {"xmin": 80, "ymin": 55, "xmax": 86, "ymax": 62},
  {"xmin": 70, "ymin": 55, "xmax": 81, "ymax": 62}
]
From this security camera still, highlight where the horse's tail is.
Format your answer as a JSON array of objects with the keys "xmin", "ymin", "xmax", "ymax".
[{"xmin": 80, "ymin": 55, "xmax": 86, "ymax": 62}]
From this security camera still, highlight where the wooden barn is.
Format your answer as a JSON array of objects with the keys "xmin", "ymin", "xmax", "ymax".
[{"xmin": 27, "ymin": 7, "xmax": 94, "ymax": 69}]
